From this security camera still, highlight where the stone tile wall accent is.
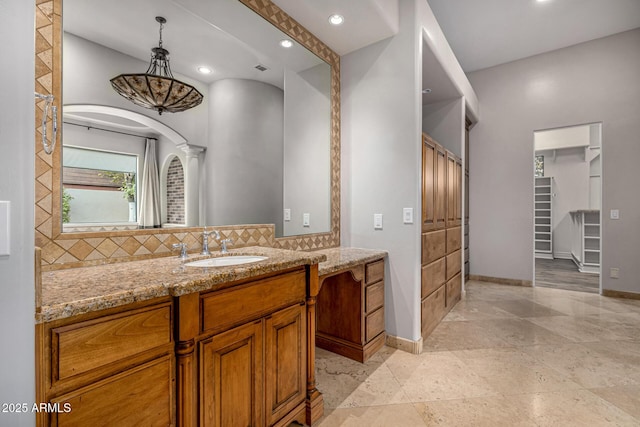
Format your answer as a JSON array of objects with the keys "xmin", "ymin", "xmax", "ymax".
[
  {"xmin": 166, "ymin": 156, "xmax": 185, "ymax": 224},
  {"xmin": 35, "ymin": 0, "xmax": 340, "ymax": 270}
]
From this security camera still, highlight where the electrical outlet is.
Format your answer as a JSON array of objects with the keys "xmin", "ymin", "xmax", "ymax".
[
  {"xmin": 303, "ymin": 213, "xmax": 310, "ymax": 227},
  {"xmin": 284, "ymin": 209, "xmax": 291, "ymax": 221},
  {"xmin": 610, "ymin": 267, "xmax": 620, "ymax": 279},
  {"xmin": 374, "ymin": 213, "xmax": 383, "ymax": 230},
  {"xmin": 403, "ymin": 208, "xmax": 413, "ymax": 224},
  {"xmin": 610, "ymin": 209, "xmax": 620, "ymax": 220}
]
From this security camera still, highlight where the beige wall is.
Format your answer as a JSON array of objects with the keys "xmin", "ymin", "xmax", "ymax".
[{"xmin": 468, "ymin": 28, "xmax": 640, "ymax": 293}]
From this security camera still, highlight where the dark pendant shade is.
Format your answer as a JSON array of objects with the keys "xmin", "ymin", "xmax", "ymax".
[{"xmin": 110, "ymin": 17, "xmax": 203, "ymax": 115}]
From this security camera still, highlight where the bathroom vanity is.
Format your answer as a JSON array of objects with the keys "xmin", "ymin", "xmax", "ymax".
[
  {"xmin": 36, "ymin": 247, "xmax": 326, "ymax": 426},
  {"xmin": 314, "ymin": 248, "xmax": 388, "ymax": 363}
]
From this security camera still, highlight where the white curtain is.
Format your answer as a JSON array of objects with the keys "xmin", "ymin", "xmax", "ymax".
[{"xmin": 138, "ymin": 138, "xmax": 161, "ymax": 228}]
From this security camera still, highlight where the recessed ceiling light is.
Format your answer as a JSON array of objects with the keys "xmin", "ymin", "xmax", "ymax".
[
  {"xmin": 536, "ymin": 0, "xmax": 551, "ymax": 2},
  {"xmin": 280, "ymin": 39, "xmax": 293, "ymax": 48},
  {"xmin": 422, "ymin": 88, "xmax": 432, "ymax": 94},
  {"xmin": 197, "ymin": 66, "xmax": 212, "ymax": 74},
  {"xmin": 328, "ymin": 14, "xmax": 344, "ymax": 25}
]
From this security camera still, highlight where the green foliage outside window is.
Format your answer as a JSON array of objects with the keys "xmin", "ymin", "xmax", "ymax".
[
  {"xmin": 100, "ymin": 171, "xmax": 136, "ymax": 202},
  {"xmin": 62, "ymin": 188, "xmax": 73, "ymax": 223}
]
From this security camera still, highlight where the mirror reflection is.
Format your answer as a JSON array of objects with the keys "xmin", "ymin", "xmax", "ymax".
[{"xmin": 62, "ymin": 0, "xmax": 331, "ymax": 237}]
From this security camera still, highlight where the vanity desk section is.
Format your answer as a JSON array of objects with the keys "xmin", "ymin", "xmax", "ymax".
[
  {"xmin": 36, "ymin": 247, "xmax": 326, "ymax": 427},
  {"xmin": 313, "ymin": 248, "xmax": 388, "ymax": 363}
]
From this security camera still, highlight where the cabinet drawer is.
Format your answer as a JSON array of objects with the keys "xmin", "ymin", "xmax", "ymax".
[
  {"xmin": 51, "ymin": 356, "xmax": 173, "ymax": 426},
  {"xmin": 365, "ymin": 281, "xmax": 384, "ymax": 313},
  {"xmin": 421, "ymin": 258, "xmax": 445, "ymax": 299},
  {"xmin": 53, "ymin": 304, "xmax": 171, "ymax": 381},
  {"xmin": 422, "ymin": 230, "xmax": 446, "ymax": 265},
  {"xmin": 446, "ymin": 227, "xmax": 461, "ymax": 253},
  {"xmin": 446, "ymin": 273, "xmax": 462, "ymax": 309},
  {"xmin": 202, "ymin": 270, "xmax": 306, "ymax": 333},
  {"xmin": 365, "ymin": 260, "xmax": 384, "ymax": 284},
  {"xmin": 365, "ymin": 307, "xmax": 385, "ymax": 342},
  {"xmin": 421, "ymin": 284, "xmax": 446, "ymax": 338},
  {"xmin": 446, "ymin": 250, "xmax": 461, "ymax": 280}
]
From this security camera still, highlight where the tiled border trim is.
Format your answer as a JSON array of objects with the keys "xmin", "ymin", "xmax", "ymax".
[
  {"xmin": 239, "ymin": 0, "xmax": 341, "ymax": 251},
  {"xmin": 35, "ymin": 0, "xmax": 340, "ymax": 269}
]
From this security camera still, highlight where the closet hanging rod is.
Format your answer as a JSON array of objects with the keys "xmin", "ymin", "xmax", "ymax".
[
  {"xmin": 63, "ymin": 121, "xmax": 157, "ymax": 140},
  {"xmin": 34, "ymin": 92, "xmax": 57, "ymax": 155}
]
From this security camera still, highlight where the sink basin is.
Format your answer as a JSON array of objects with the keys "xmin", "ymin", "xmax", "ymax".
[{"xmin": 184, "ymin": 255, "xmax": 268, "ymax": 268}]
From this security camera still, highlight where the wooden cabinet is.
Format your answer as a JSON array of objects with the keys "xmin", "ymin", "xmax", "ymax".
[
  {"xmin": 316, "ymin": 258, "xmax": 386, "ymax": 363},
  {"xmin": 187, "ymin": 268, "xmax": 311, "ymax": 427},
  {"xmin": 421, "ymin": 132, "xmax": 463, "ymax": 340},
  {"xmin": 38, "ymin": 267, "xmax": 319, "ymax": 427},
  {"xmin": 200, "ymin": 320, "xmax": 264, "ymax": 427},
  {"xmin": 446, "ymin": 152, "xmax": 462, "ymax": 228},
  {"xmin": 422, "ymin": 134, "xmax": 447, "ymax": 232},
  {"xmin": 52, "ymin": 356, "xmax": 173, "ymax": 427},
  {"xmin": 36, "ymin": 299, "xmax": 175, "ymax": 427},
  {"xmin": 265, "ymin": 304, "xmax": 306, "ymax": 426}
]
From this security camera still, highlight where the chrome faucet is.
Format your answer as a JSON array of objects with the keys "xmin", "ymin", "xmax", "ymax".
[
  {"xmin": 220, "ymin": 238, "xmax": 233, "ymax": 254},
  {"xmin": 201, "ymin": 227, "xmax": 220, "ymax": 256},
  {"xmin": 172, "ymin": 243, "xmax": 188, "ymax": 260}
]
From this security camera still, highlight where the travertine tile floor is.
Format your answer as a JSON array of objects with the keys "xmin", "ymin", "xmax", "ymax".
[{"xmin": 314, "ymin": 280, "xmax": 640, "ymax": 426}]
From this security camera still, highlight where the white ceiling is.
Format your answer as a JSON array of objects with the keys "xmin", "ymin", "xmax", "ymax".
[
  {"xmin": 271, "ymin": 0, "xmax": 399, "ymax": 56},
  {"xmin": 427, "ymin": 0, "xmax": 640, "ymax": 72},
  {"xmin": 271, "ymin": 0, "xmax": 640, "ymax": 72},
  {"xmin": 64, "ymin": 0, "xmax": 640, "ymax": 105},
  {"xmin": 64, "ymin": 0, "xmax": 324, "ymax": 88}
]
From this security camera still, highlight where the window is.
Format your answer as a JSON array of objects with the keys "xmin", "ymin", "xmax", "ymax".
[{"xmin": 62, "ymin": 147, "xmax": 138, "ymax": 224}]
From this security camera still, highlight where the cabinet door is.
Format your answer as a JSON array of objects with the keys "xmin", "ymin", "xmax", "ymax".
[
  {"xmin": 200, "ymin": 321, "xmax": 263, "ymax": 427},
  {"xmin": 265, "ymin": 304, "xmax": 306, "ymax": 426},
  {"xmin": 446, "ymin": 152, "xmax": 462, "ymax": 227},
  {"xmin": 422, "ymin": 135, "xmax": 437, "ymax": 232},
  {"xmin": 435, "ymin": 144, "xmax": 447, "ymax": 229},
  {"xmin": 51, "ymin": 356, "xmax": 174, "ymax": 427},
  {"xmin": 456, "ymin": 159, "xmax": 463, "ymax": 225}
]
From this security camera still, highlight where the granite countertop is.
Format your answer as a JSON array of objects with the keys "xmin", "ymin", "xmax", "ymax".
[
  {"xmin": 38, "ymin": 246, "xmax": 326, "ymax": 323},
  {"xmin": 314, "ymin": 247, "xmax": 387, "ymax": 277}
]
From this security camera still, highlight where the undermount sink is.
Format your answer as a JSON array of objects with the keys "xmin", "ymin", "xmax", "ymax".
[{"xmin": 184, "ymin": 255, "xmax": 268, "ymax": 268}]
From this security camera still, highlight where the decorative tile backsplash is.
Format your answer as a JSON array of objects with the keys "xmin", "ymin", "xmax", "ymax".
[
  {"xmin": 42, "ymin": 224, "xmax": 276, "ymax": 270},
  {"xmin": 35, "ymin": 0, "xmax": 340, "ymax": 271}
]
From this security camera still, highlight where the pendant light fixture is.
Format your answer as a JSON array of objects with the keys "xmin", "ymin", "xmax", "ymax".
[{"xmin": 110, "ymin": 16, "xmax": 203, "ymax": 115}]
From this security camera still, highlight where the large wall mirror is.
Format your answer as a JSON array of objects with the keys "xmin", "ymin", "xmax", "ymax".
[{"xmin": 60, "ymin": 0, "xmax": 334, "ymax": 239}]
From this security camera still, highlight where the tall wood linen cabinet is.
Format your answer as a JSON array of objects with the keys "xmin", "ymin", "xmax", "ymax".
[{"xmin": 421, "ymin": 133, "xmax": 463, "ymax": 339}]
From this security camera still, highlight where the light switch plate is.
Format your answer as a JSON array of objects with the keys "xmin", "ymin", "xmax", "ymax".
[
  {"xmin": 610, "ymin": 209, "xmax": 620, "ymax": 220},
  {"xmin": 0, "ymin": 201, "xmax": 9, "ymax": 257},
  {"xmin": 303, "ymin": 213, "xmax": 310, "ymax": 227},
  {"xmin": 284, "ymin": 209, "xmax": 291, "ymax": 221},
  {"xmin": 403, "ymin": 208, "xmax": 413, "ymax": 224},
  {"xmin": 374, "ymin": 213, "xmax": 383, "ymax": 230}
]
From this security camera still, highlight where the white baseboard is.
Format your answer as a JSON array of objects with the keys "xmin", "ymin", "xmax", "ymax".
[
  {"xmin": 554, "ymin": 252, "xmax": 572, "ymax": 260},
  {"xmin": 385, "ymin": 335, "xmax": 423, "ymax": 355}
]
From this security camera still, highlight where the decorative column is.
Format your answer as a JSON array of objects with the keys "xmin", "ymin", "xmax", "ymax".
[{"xmin": 179, "ymin": 144, "xmax": 206, "ymax": 227}]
